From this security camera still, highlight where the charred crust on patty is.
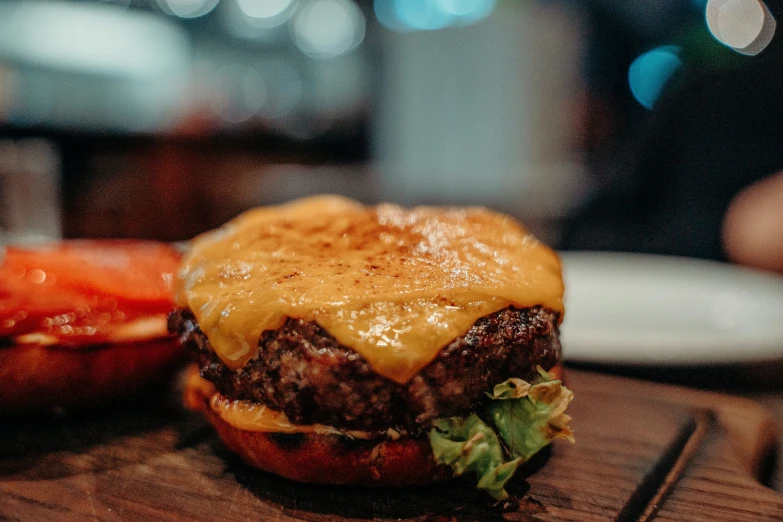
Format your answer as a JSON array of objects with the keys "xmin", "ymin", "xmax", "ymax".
[{"xmin": 169, "ymin": 306, "xmax": 561, "ymax": 432}]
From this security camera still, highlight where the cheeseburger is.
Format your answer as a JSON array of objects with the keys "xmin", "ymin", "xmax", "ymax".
[{"xmin": 171, "ymin": 196, "xmax": 573, "ymax": 501}]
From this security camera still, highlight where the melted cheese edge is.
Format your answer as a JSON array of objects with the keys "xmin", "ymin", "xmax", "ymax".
[{"xmin": 177, "ymin": 195, "xmax": 563, "ymax": 384}]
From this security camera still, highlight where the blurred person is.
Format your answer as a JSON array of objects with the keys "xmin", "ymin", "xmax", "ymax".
[
  {"xmin": 562, "ymin": 0, "xmax": 783, "ymax": 274},
  {"xmin": 723, "ymin": 171, "xmax": 783, "ymax": 273}
]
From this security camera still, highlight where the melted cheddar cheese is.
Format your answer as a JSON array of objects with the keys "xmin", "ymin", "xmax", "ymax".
[{"xmin": 177, "ymin": 196, "xmax": 563, "ymax": 384}]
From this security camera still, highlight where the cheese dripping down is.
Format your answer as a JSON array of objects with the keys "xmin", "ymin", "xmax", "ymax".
[{"xmin": 176, "ymin": 196, "xmax": 564, "ymax": 384}]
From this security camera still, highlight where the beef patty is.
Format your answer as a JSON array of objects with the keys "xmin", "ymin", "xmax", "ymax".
[{"xmin": 169, "ymin": 306, "xmax": 560, "ymax": 432}]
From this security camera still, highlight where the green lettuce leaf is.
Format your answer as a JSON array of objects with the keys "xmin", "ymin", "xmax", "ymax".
[
  {"xmin": 487, "ymin": 368, "xmax": 575, "ymax": 461},
  {"xmin": 428, "ymin": 367, "xmax": 574, "ymax": 500},
  {"xmin": 429, "ymin": 414, "xmax": 522, "ymax": 500},
  {"xmin": 487, "ymin": 377, "xmax": 532, "ymax": 400}
]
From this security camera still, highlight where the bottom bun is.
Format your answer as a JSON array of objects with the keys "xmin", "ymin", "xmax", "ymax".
[
  {"xmin": 0, "ymin": 338, "xmax": 183, "ymax": 414},
  {"xmin": 186, "ymin": 368, "xmax": 450, "ymax": 486},
  {"xmin": 205, "ymin": 406, "xmax": 452, "ymax": 486}
]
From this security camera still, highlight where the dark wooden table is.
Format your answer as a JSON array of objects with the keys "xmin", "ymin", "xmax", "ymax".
[{"xmin": 2, "ymin": 370, "xmax": 782, "ymax": 521}]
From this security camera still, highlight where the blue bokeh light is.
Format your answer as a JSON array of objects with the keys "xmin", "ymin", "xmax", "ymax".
[
  {"xmin": 628, "ymin": 45, "xmax": 682, "ymax": 110},
  {"xmin": 435, "ymin": 0, "xmax": 495, "ymax": 25},
  {"xmin": 375, "ymin": 0, "xmax": 495, "ymax": 31},
  {"xmin": 374, "ymin": 0, "xmax": 406, "ymax": 30},
  {"xmin": 395, "ymin": 0, "xmax": 450, "ymax": 31}
]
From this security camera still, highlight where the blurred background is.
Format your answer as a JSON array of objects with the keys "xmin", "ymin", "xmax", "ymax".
[{"xmin": 0, "ymin": 0, "xmax": 781, "ymax": 264}]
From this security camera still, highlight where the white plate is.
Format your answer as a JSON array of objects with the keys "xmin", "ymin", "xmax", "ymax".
[{"xmin": 560, "ymin": 252, "xmax": 783, "ymax": 365}]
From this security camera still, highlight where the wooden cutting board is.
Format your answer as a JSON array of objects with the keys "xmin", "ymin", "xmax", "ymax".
[{"xmin": 2, "ymin": 370, "xmax": 782, "ymax": 521}]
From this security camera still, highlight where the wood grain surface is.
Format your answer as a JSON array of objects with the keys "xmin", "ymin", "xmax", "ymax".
[{"xmin": 1, "ymin": 370, "xmax": 781, "ymax": 521}]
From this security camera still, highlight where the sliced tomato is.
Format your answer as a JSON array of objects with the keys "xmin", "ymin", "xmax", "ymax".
[{"xmin": 0, "ymin": 240, "xmax": 181, "ymax": 343}]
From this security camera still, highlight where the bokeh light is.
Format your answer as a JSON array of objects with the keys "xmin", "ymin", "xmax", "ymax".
[
  {"xmin": 434, "ymin": 0, "xmax": 495, "ymax": 26},
  {"xmin": 391, "ymin": 0, "xmax": 450, "ymax": 31},
  {"xmin": 628, "ymin": 45, "xmax": 682, "ymax": 110},
  {"xmin": 0, "ymin": 1, "xmax": 188, "ymax": 78},
  {"xmin": 291, "ymin": 0, "xmax": 365, "ymax": 60},
  {"xmin": 235, "ymin": 0, "xmax": 297, "ymax": 28},
  {"xmin": 0, "ymin": 1, "xmax": 189, "ymax": 131},
  {"xmin": 705, "ymin": 0, "xmax": 776, "ymax": 56},
  {"xmin": 156, "ymin": 0, "xmax": 220, "ymax": 19},
  {"xmin": 373, "ymin": 0, "xmax": 406, "ymax": 30},
  {"xmin": 374, "ymin": 0, "xmax": 495, "ymax": 32},
  {"xmin": 222, "ymin": 1, "xmax": 278, "ymax": 40}
]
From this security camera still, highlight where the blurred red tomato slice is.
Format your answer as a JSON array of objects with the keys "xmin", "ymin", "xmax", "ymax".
[{"xmin": 0, "ymin": 241, "xmax": 180, "ymax": 342}]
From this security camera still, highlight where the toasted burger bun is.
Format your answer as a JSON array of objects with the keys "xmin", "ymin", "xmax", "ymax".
[
  {"xmin": 184, "ymin": 367, "xmax": 450, "ymax": 486},
  {"xmin": 0, "ymin": 337, "xmax": 183, "ymax": 414},
  {"xmin": 206, "ymin": 407, "xmax": 451, "ymax": 486}
]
